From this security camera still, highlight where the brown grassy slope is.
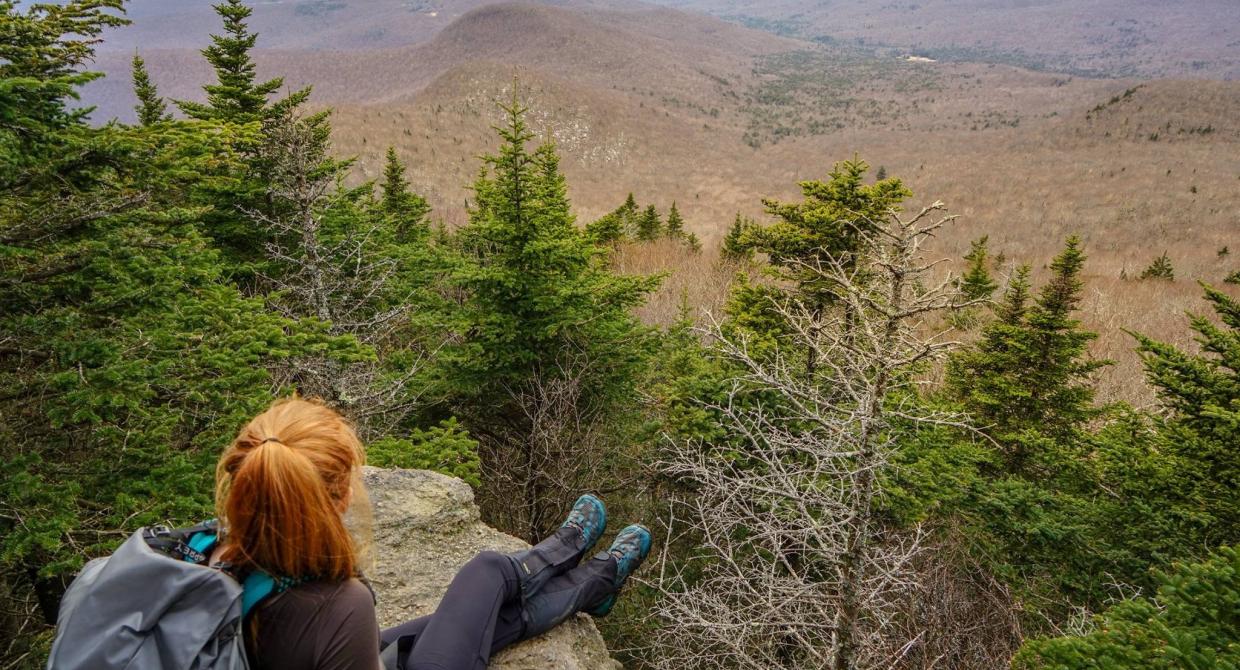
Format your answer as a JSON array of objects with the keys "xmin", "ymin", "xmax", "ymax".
[
  {"xmin": 327, "ymin": 64, "xmax": 1238, "ymax": 406},
  {"xmin": 645, "ymin": 0, "xmax": 1240, "ymax": 79}
]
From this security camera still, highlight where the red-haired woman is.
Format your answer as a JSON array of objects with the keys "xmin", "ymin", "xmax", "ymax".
[{"xmin": 213, "ymin": 397, "xmax": 651, "ymax": 670}]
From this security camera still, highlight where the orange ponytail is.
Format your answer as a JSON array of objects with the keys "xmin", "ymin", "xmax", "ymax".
[{"xmin": 215, "ymin": 397, "xmax": 369, "ymax": 581}]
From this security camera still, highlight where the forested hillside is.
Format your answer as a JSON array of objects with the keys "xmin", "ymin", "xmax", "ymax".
[{"xmin": 2, "ymin": 1, "xmax": 1238, "ymax": 669}]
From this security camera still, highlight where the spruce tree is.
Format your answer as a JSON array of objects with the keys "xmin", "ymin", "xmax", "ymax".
[
  {"xmin": 175, "ymin": 0, "xmax": 305, "ymax": 124},
  {"xmin": 942, "ymin": 249, "xmax": 1133, "ymax": 629},
  {"xmin": 130, "ymin": 53, "xmax": 169, "ymax": 126},
  {"xmin": 380, "ymin": 146, "xmax": 431, "ymax": 241},
  {"xmin": 446, "ymin": 93, "xmax": 658, "ymax": 541},
  {"xmin": 1015, "ymin": 546, "xmax": 1240, "ymax": 669},
  {"xmin": 585, "ymin": 211, "xmax": 624, "ymax": 245},
  {"xmin": 620, "ymin": 192, "xmax": 638, "ymax": 218},
  {"xmin": 720, "ymin": 212, "xmax": 753, "ymax": 262},
  {"xmin": 960, "ymin": 235, "xmax": 998, "ymax": 301},
  {"xmin": 1, "ymin": 0, "xmax": 127, "ymax": 185},
  {"xmin": 750, "ymin": 158, "xmax": 910, "ymax": 310},
  {"xmin": 176, "ymin": 0, "xmax": 319, "ymax": 278},
  {"xmin": 665, "ymin": 201, "xmax": 686, "ymax": 238},
  {"xmin": 1139, "ymin": 251, "xmax": 1175, "ymax": 280},
  {"xmin": 606, "ymin": 192, "xmax": 641, "ymax": 239},
  {"xmin": 637, "ymin": 203, "xmax": 663, "ymax": 241},
  {"xmin": 947, "ymin": 238, "xmax": 1109, "ymax": 469},
  {"xmin": 743, "ymin": 159, "xmax": 910, "ymax": 373},
  {"xmin": 996, "ymin": 264, "xmax": 1032, "ymax": 323},
  {"xmin": 1134, "ymin": 285, "xmax": 1240, "ymax": 544}
]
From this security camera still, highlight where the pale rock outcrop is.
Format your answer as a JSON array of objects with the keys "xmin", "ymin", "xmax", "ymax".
[{"xmin": 363, "ymin": 467, "xmax": 622, "ymax": 670}]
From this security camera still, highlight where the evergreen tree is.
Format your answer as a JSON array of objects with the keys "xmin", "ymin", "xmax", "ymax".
[
  {"xmin": 177, "ymin": 0, "xmax": 318, "ymax": 278},
  {"xmin": 995, "ymin": 263, "xmax": 1033, "ymax": 324},
  {"xmin": 1134, "ymin": 285, "xmax": 1240, "ymax": 545},
  {"xmin": 720, "ymin": 212, "xmax": 753, "ymax": 262},
  {"xmin": 620, "ymin": 192, "xmax": 638, "ymax": 218},
  {"xmin": 637, "ymin": 203, "xmax": 663, "ymax": 241},
  {"xmin": 446, "ymin": 93, "xmax": 658, "ymax": 541},
  {"xmin": 1140, "ymin": 251, "xmax": 1175, "ymax": 280},
  {"xmin": 130, "ymin": 53, "xmax": 169, "ymax": 126},
  {"xmin": 934, "ymin": 253, "xmax": 1159, "ymax": 634},
  {"xmin": 665, "ymin": 201, "xmax": 686, "ymax": 238},
  {"xmin": 174, "ymin": 0, "xmax": 305, "ymax": 124},
  {"xmin": 380, "ymin": 146, "xmax": 430, "ymax": 241},
  {"xmin": 743, "ymin": 158, "xmax": 911, "ymax": 372},
  {"xmin": 367, "ymin": 418, "xmax": 481, "ymax": 487},
  {"xmin": 1, "ymin": 0, "xmax": 126, "ymax": 187},
  {"xmin": 585, "ymin": 211, "xmax": 624, "ymax": 245},
  {"xmin": 1015, "ymin": 546, "xmax": 1240, "ymax": 669},
  {"xmin": 247, "ymin": 106, "xmax": 457, "ymax": 441},
  {"xmin": 752, "ymin": 159, "xmax": 909, "ymax": 301},
  {"xmin": 609, "ymin": 192, "xmax": 641, "ymax": 239},
  {"xmin": 960, "ymin": 235, "xmax": 998, "ymax": 301},
  {"xmin": 947, "ymin": 238, "xmax": 1109, "ymax": 468}
]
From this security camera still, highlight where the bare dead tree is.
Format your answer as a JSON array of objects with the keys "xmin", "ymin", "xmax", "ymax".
[
  {"xmin": 650, "ymin": 202, "xmax": 987, "ymax": 670},
  {"xmin": 891, "ymin": 525, "xmax": 1024, "ymax": 669},
  {"xmin": 472, "ymin": 339, "xmax": 635, "ymax": 543},
  {"xmin": 246, "ymin": 109, "xmax": 432, "ymax": 437}
]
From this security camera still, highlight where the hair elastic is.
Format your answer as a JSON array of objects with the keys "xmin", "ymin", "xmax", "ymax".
[{"xmin": 259, "ymin": 437, "xmax": 282, "ymax": 445}]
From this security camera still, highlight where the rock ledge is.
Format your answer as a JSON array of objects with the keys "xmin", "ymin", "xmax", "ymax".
[{"xmin": 363, "ymin": 467, "xmax": 622, "ymax": 670}]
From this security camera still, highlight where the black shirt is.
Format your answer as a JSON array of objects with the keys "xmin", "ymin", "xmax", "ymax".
[{"xmin": 247, "ymin": 578, "xmax": 381, "ymax": 670}]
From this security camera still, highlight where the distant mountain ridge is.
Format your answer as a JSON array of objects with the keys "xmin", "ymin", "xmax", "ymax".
[
  {"xmin": 643, "ymin": 0, "xmax": 1240, "ymax": 79},
  {"xmin": 81, "ymin": 1, "xmax": 794, "ymax": 120}
]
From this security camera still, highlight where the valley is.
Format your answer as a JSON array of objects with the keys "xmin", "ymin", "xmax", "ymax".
[{"xmin": 80, "ymin": 0, "xmax": 1240, "ymax": 405}]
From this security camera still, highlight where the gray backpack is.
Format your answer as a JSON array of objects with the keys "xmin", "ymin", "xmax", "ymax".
[{"xmin": 47, "ymin": 521, "xmax": 286, "ymax": 670}]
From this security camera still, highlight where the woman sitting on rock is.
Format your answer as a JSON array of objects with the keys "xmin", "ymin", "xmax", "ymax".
[{"xmin": 213, "ymin": 397, "xmax": 651, "ymax": 670}]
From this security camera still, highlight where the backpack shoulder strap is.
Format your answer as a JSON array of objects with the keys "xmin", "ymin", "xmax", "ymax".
[
  {"xmin": 149, "ymin": 520, "xmax": 307, "ymax": 618},
  {"xmin": 241, "ymin": 571, "xmax": 277, "ymax": 618},
  {"xmin": 241, "ymin": 570, "xmax": 314, "ymax": 618},
  {"xmin": 142, "ymin": 520, "xmax": 221, "ymax": 564},
  {"xmin": 184, "ymin": 524, "xmax": 220, "ymax": 562}
]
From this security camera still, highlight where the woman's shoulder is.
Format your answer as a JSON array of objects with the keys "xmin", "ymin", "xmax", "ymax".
[
  {"xmin": 256, "ymin": 576, "xmax": 378, "ymax": 642},
  {"xmin": 252, "ymin": 577, "xmax": 380, "ymax": 669},
  {"xmin": 278, "ymin": 576, "xmax": 375, "ymax": 612}
]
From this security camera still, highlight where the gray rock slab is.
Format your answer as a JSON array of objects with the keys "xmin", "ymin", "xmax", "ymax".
[{"xmin": 362, "ymin": 466, "xmax": 622, "ymax": 670}]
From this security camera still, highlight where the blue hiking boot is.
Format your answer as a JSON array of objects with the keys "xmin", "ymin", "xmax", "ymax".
[
  {"xmin": 562, "ymin": 494, "xmax": 607, "ymax": 553},
  {"xmin": 509, "ymin": 494, "xmax": 607, "ymax": 600},
  {"xmin": 585, "ymin": 524, "xmax": 652, "ymax": 617}
]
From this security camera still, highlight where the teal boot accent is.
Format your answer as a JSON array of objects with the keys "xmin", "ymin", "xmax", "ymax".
[{"xmin": 585, "ymin": 524, "xmax": 652, "ymax": 617}]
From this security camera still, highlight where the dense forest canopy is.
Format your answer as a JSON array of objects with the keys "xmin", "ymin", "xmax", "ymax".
[{"xmin": 1, "ymin": 1, "xmax": 1237, "ymax": 668}]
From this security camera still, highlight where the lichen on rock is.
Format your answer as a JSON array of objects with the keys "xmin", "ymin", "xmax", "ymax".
[{"xmin": 363, "ymin": 467, "xmax": 622, "ymax": 670}]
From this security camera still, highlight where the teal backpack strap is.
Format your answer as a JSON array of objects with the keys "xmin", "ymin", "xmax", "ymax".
[
  {"xmin": 241, "ymin": 571, "xmax": 309, "ymax": 618},
  {"xmin": 185, "ymin": 529, "xmax": 218, "ymax": 562},
  {"xmin": 241, "ymin": 571, "xmax": 276, "ymax": 618}
]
